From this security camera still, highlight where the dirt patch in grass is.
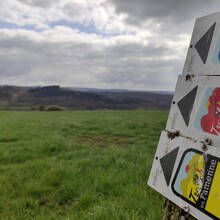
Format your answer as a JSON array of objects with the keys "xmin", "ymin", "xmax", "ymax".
[{"xmin": 75, "ymin": 135, "xmax": 132, "ymax": 148}]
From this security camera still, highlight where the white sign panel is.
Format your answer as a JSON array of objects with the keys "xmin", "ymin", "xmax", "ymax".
[
  {"xmin": 149, "ymin": 11, "xmax": 220, "ymax": 220},
  {"xmin": 183, "ymin": 12, "xmax": 220, "ymax": 75},
  {"xmin": 148, "ymin": 130, "xmax": 220, "ymax": 220},
  {"xmin": 166, "ymin": 74, "xmax": 220, "ymax": 148}
]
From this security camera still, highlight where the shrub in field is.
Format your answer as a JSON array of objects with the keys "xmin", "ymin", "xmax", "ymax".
[
  {"xmin": 45, "ymin": 105, "xmax": 66, "ymax": 111},
  {"xmin": 38, "ymin": 104, "xmax": 46, "ymax": 111}
]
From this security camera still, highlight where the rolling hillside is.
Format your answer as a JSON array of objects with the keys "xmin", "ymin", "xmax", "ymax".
[{"xmin": 0, "ymin": 85, "xmax": 173, "ymax": 110}]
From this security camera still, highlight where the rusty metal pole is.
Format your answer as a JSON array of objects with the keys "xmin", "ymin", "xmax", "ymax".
[{"xmin": 161, "ymin": 199, "xmax": 197, "ymax": 220}]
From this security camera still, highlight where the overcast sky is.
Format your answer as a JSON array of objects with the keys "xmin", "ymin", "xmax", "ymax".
[{"xmin": 0, "ymin": 0, "xmax": 220, "ymax": 91}]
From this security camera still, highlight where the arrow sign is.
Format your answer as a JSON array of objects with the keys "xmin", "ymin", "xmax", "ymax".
[
  {"xmin": 177, "ymin": 86, "xmax": 198, "ymax": 127},
  {"xmin": 160, "ymin": 147, "xmax": 179, "ymax": 186},
  {"xmin": 195, "ymin": 22, "xmax": 216, "ymax": 64}
]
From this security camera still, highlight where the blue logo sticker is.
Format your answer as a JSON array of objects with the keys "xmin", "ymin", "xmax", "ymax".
[{"xmin": 212, "ymin": 38, "xmax": 220, "ymax": 63}]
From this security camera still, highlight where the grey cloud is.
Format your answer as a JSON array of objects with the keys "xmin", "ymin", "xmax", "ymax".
[
  {"xmin": 105, "ymin": 43, "xmax": 176, "ymax": 59},
  {"xmin": 62, "ymin": 3, "xmax": 87, "ymax": 19},
  {"xmin": 16, "ymin": 0, "xmax": 53, "ymax": 8},
  {"xmin": 0, "ymin": 0, "xmax": 201, "ymax": 91},
  {"xmin": 0, "ymin": 31, "xmax": 181, "ymax": 90},
  {"xmin": 108, "ymin": 0, "xmax": 219, "ymax": 25},
  {"xmin": 101, "ymin": 57, "xmax": 181, "ymax": 88}
]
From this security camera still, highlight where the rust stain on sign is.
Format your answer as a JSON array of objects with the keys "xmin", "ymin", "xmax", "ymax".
[{"xmin": 167, "ymin": 131, "xmax": 180, "ymax": 140}]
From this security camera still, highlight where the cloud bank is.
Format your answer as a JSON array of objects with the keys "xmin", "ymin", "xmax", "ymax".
[{"xmin": 0, "ymin": 0, "xmax": 220, "ymax": 91}]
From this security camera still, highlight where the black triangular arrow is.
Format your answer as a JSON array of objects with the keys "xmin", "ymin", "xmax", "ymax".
[
  {"xmin": 195, "ymin": 22, "xmax": 216, "ymax": 64},
  {"xmin": 160, "ymin": 147, "xmax": 179, "ymax": 186},
  {"xmin": 177, "ymin": 86, "xmax": 198, "ymax": 127}
]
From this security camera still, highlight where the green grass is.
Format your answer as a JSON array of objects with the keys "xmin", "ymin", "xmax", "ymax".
[{"xmin": 0, "ymin": 110, "xmax": 168, "ymax": 220}]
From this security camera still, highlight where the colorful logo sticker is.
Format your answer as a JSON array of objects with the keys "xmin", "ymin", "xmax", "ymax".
[
  {"xmin": 195, "ymin": 87, "xmax": 220, "ymax": 136},
  {"xmin": 212, "ymin": 38, "xmax": 220, "ymax": 63},
  {"xmin": 172, "ymin": 149, "xmax": 220, "ymax": 220}
]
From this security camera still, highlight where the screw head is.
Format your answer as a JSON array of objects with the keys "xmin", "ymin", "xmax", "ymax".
[
  {"xmin": 204, "ymin": 138, "xmax": 211, "ymax": 145},
  {"xmin": 183, "ymin": 205, "xmax": 190, "ymax": 212},
  {"xmin": 202, "ymin": 144, "xmax": 209, "ymax": 151}
]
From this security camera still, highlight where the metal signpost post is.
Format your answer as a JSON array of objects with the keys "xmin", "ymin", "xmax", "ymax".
[{"xmin": 148, "ymin": 12, "xmax": 220, "ymax": 220}]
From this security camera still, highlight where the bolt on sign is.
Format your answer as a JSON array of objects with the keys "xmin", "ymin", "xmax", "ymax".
[{"xmin": 148, "ymin": 11, "xmax": 220, "ymax": 220}]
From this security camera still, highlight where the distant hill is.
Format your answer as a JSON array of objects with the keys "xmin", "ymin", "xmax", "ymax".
[
  {"xmin": 69, "ymin": 87, "xmax": 173, "ymax": 95},
  {"xmin": 0, "ymin": 85, "xmax": 173, "ymax": 110}
]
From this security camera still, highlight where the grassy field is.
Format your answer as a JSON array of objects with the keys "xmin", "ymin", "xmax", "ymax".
[{"xmin": 0, "ymin": 110, "xmax": 168, "ymax": 220}]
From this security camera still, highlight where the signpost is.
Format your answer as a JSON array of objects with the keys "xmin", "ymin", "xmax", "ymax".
[{"xmin": 148, "ymin": 11, "xmax": 220, "ymax": 220}]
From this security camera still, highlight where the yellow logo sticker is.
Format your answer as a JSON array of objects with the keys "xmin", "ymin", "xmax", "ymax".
[{"xmin": 172, "ymin": 149, "xmax": 220, "ymax": 219}]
